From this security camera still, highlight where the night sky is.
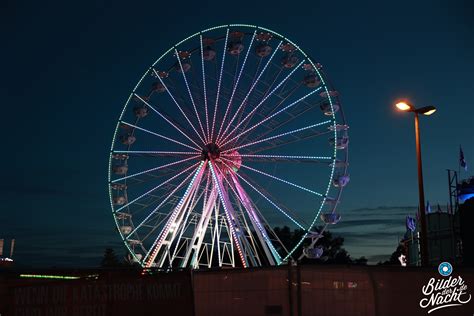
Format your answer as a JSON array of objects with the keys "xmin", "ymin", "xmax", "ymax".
[{"xmin": 2, "ymin": 0, "xmax": 473, "ymax": 266}]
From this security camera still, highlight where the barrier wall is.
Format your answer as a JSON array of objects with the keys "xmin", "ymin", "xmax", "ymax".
[
  {"xmin": 192, "ymin": 265, "xmax": 474, "ymax": 316},
  {"xmin": 298, "ymin": 266, "xmax": 376, "ymax": 316},
  {"xmin": 1, "ymin": 270, "xmax": 194, "ymax": 316},
  {"xmin": 193, "ymin": 267, "xmax": 290, "ymax": 316},
  {"xmin": 1, "ymin": 265, "xmax": 473, "ymax": 316}
]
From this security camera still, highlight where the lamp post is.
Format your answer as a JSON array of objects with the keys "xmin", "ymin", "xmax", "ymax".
[{"xmin": 395, "ymin": 101, "xmax": 436, "ymax": 267}]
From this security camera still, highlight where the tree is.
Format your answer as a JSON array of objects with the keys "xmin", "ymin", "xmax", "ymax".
[
  {"xmin": 273, "ymin": 226, "xmax": 365, "ymax": 264},
  {"xmin": 353, "ymin": 256, "xmax": 368, "ymax": 265},
  {"xmin": 273, "ymin": 226, "xmax": 305, "ymax": 254},
  {"xmin": 100, "ymin": 248, "xmax": 122, "ymax": 268},
  {"xmin": 307, "ymin": 230, "xmax": 352, "ymax": 264}
]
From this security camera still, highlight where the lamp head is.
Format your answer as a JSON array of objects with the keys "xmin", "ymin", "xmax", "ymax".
[
  {"xmin": 395, "ymin": 101, "xmax": 413, "ymax": 111},
  {"xmin": 416, "ymin": 106, "xmax": 437, "ymax": 116}
]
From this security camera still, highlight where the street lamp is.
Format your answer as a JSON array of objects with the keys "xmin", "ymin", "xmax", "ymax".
[{"xmin": 395, "ymin": 101, "xmax": 437, "ymax": 267}]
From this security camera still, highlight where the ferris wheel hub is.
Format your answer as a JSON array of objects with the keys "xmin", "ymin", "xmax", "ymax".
[{"xmin": 201, "ymin": 143, "xmax": 221, "ymax": 160}]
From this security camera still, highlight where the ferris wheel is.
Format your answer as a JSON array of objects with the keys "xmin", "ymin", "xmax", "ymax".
[{"xmin": 108, "ymin": 24, "xmax": 349, "ymax": 269}]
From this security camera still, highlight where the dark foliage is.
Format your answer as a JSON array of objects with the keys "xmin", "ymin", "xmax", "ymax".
[
  {"xmin": 100, "ymin": 248, "xmax": 122, "ymax": 268},
  {"xmin": 274, "ymin": 226, "xmax": 367, "ymax": 265},
  {"xmin": 377, "ymin": 244, "xmax": 406, "ymax": 265}
]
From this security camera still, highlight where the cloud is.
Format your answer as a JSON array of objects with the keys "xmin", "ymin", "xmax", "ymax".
[
  {"xmin": 334, "ymin": 218, "xmax": 406, "ymax": 227},
  {"xmin": 366, "ymin": 254, "xmax": 392, "ymax": 263},
  {"xmin": 334, "ymin": 230, "xmax": 405, "ymax": 239},
  {"xmin": 347, "ymin": 206, "xmax": 417, "ymax": 212},
  {"xmin": 326, "ymin": 205, "xmax": 414, "ymax": 263}
]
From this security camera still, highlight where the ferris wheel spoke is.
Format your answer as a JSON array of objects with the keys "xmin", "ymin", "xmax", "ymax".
[
  {"xmin": 220, "ymin": 86, "xmax": 323, "ymax": 148},
  {"xmin": 248, "ymin": 130, "xmax": 334, "ymax": 155},
  {"xmin": 174, "ymin": 49, "xmax": 207, "ymax": 143},
  {"xmin": 208, "ymin": 160, "xmax": 249, "ymax": 267},
  {"xmin": 221, "ymin": 170, "xmax": 281, "ymax": 265},
  {"xmin": 199, "ymin": 35, "xmax": 211, "ymax": 143},
  {"xmin": 133, "ymin": 94, "xmax": 202, "ymax": 149},
  {"xmin": 215, "ymin": 164, "xmax": 263, "ymax": 267},
  {"xmin": 169, "ymin": 176, "xmax": 208, "ymax": 267},
  {"xmin": 124, "ymin": 167, "xmax": 189, "ymax": 187},
  {"xmin": 152, "ymin": 69, "xmax": 206, "ymax": 145},
  {"xmin": 120, "ymin": 121, "xmax": 201, "ymax": 151},
  {"xmin": 230, "ymin": 56, "xmax": 264, "ymax": 140},
  {"xmin": 262, "ymin": 80, "xmax": 302, "ymax": 118},
  {"xmin": 232, "ymin": 179, "xmax": 293, "ymax": 259},
  {"xmin": 216, "ymin": 176, "xmax": 262, "ymax": 267},
  {"xmin": 219, "ymin": 160, "xmax": 305, "ymax": 230},
  {"xmin": 188, "ymin": 59, "xmax": 206, "ymax": 108},
  {"xmin": 126, "ymin": 169, "xmax": 196, "ymax": 239},
  {"xmin": 157, "ymin": 83, "xmax": 206, "ymax": 136},
  {"xmin": 210, "ymin": 28, "xmax": 230, "ymax": 143},
  {"xmin": 216, "ymin": 40, "xmax": 283, "ymax": 144},
  {"xmin": 242, "ymin": 171, "xmax": 310, "ymax": 229},
  {"xmin": 219, "ymin": 59, "xmax": 305, "ymax": 145},
  {"xmin": 229, "ymin": 60, "xmax": 291, "ymax": 149},
  {"xmin": 115, "ymin": 162, "xmax": 201, "ymax": 213},
  {"xmin": 229, "ymin": 78, "xmax": 299, "ymax": 150},
  {"xmin": 126, "ymin": 190, "xmax": 177, "ymax": 221},
  {"xmin": 181, "ymin": 177, "xmax": 217, "ymax": 268},
  {"xmin": 220, "ymin": 153, "xmax": 332, "ymax": 163},
  {"xmin": 144, "ymin": 182, "xmax": 202, "ymax": 249},
  {"xmin": 111, "ymin": 155, "xmax": 199, "ymax": 183},
  {"xmin": 144, "ymin": 162, "xmax": 207, "ymax": 267},
  {"xmin": 236, "ymin": 98, "xmax": 328, "ymax": 151},
  {"xmin": 203, "ymin": 169, "xmax": 211, "ymax": 210},
  {"xmin": 113, "ymin": 150, "xmax": 199, "ymax": 157},
  {"xmin": 222, "ymin": 120, "xmax": 332, "ymax": 153},
  {"xmin": 215, "ymin": 31, "xmax": 257, "ymax": 144},
  {"xmin": 221, "ymin": 157, "xmax": 323, "ymax": 197},
  {"xmin": 215, "ymin": 52, "xmax": 240, "ymax": 144},
  {"xmin": 139, "ymin": 212, "xmax": 173, "ymax": 245}
]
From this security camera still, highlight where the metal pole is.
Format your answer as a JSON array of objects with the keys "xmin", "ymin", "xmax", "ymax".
[
  {"xmin": 296, "ymin": 265, "xmax": 302, "ymax": 316},
  {"xmin": 287, "ymin": 261, "xmax": 294, "ymax": 316},
  {"xmin": 448, "ymin": 170, "xmax": 453, "ymax": 214},
  {"xmin": 458, "ymin": 146, "xmax": 461, "ymax": 179},
  {"xmin": 414, "ymin": 113, "xmax": 429, "ymax": 266}
]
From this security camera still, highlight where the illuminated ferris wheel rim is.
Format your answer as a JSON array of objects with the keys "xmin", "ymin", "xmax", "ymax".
[{"xmin": 108, "ymin": 23, "xmax": 349, "ymax": 268}]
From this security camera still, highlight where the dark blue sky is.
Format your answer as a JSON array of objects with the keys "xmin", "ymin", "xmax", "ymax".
[{"xmin": 2, "ymin": 0, "xmax": 473, "ymax": 266}]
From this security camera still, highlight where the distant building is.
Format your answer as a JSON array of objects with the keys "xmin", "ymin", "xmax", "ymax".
[
  {"xmin": 459, "ymin": 176, "xmax": 474, "ymax": 203},
  {"xmin": 401, "ymin": 174, "xmax": 474, "ymax": 266},
  {"xmin": 460, "ymin": 203, "xmax": 474, "ymax": 265},
  {"xmin": 402, "ymin": 210, "xmax": 461, "ymax": 266}
]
